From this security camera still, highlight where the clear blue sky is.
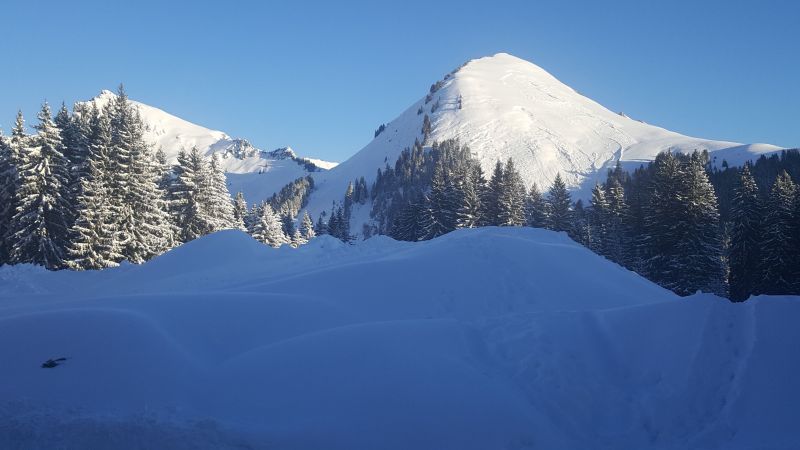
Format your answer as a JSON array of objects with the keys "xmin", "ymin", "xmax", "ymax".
[{"xmin": 1, "ymin": 0, "xmax": 797, "ymax": 161}]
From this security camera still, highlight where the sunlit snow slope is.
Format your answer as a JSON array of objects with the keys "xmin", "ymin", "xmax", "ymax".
[
  {"xmin": 304, "ymin": 53, "xmax": 781, "ymax": 223},
  {"xmin": 1, "ymin": 228, "xmax": 798, "ymax": 449}
]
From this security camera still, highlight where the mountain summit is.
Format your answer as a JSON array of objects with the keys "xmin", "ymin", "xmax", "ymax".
[{"xmin": 303, "ymin": 53, "xmax": 780, "ymax": 222}]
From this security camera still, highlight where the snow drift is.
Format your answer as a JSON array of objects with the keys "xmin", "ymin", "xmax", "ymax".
[{"xmin": 1, "ymin": 227, "xmax": 798, "ymax": 449}]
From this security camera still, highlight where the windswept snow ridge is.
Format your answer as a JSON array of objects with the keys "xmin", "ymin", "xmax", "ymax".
[{"xmin": 1, "ymin": 227, "xmax": 798, "ymax": 449}]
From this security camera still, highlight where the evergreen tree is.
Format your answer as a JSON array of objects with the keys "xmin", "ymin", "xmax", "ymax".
[
  {"xmin": 603, "ymin": 177, "xmax": 629, "ymax": 265},
  {"xmin": 455, "ymin": 164, "xmax": 483, "ymax": 229},
  {"xmin": 8, "ymin": 104, "xmax": 71, "ymax": 268},
  {"xmin": 233, "ymin": 191, "xmax": 248, "ymax": 231},
  {"xmin": 641, "ymin": 152, "xmax": 684, "ymax": 290},
  {"xmin": 546, "ymin": 173, "xmax": 572, "ymax": 232},
  {"xmin": 314, "ymin": 213, "xmax": 328, "ymax": 236},
  {"xmin": 0, "ymin": 114, "xmax": 25, "ymax": 264},
  {"xmin": 760, "ymin": 171, "xmax": 796, "ymax": 294},
  {"xmin": 524, "ymin": 183, "xmax": 548, "ymax": 228},
  {"xmin": 643, "ymin": 152, "xmax": 725, "ymax": 296},
  {"xmin": 299, "ymin": 210, "xmax": 316, "ymax": 241},
  {"xmin": 676, "ymin": 154, "xmax": 725, "ymax": 296},
  {"xmin": 170, "ymin": 147, "xmax": 211, "ymax": 242},
  {"xmin": 728, "ymin": 164, "xmax": 763, "ymax": 301},
  {"xmin": 66, "ymin": 141, "xmax": 121, "ymax": 270},
  {"xmin": 497, "ymin": 158, "xmax": 526, "ymax": 226},
  {"xmin": 482, "ymin": 161, "xmax": 504, "ymax": 226},
  {"xmin": 426, "ymin": 160, "xmax": 457, "ymax": 238},
  {"xmin": 117, "ymin": 103, "xmax": 173, "ymax": 263},
  {"xmin": 571, "ymin": 199, "xmax": 590, "ymax": 246},
  {"xmin": 207, "ymin": 153, "xmax": 236, "ymax": 230},
  {"xmin": 588, "ymin": 183, "xmax": 609, "ymax": 254},
  {"xmin": 344, "ymin": 181, "xmax": 355, "ymax": 220},
  {"xmin": 251, "ymin": 203, "xmax": 288, "ymax": 248}
]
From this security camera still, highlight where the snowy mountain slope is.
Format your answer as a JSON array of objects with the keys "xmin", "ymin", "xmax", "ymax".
[
  {"xmin": 82, "ymin": 91, "xmax": 337, "ymax": 202},
  {"xmin": 1, "ymin": 227, "xmax": 799, "ymax": 449},
  {"xmin": 302, "ymin": 53, "xmax": 781, "ymax": 225}
]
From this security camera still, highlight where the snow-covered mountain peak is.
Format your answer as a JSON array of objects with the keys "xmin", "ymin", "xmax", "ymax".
[
  {"xmin": 303, "ymin": 52, "xmax": 782, "ymax": 221},
  {"xmin": 77, "ymin": 90, "xmax": 339, "ymax": 203}
]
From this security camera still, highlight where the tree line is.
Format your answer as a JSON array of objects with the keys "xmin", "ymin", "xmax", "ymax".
[
  {"xmin": 360, "ymin": 138, "xmax": 800, "ymax": 300},
  {"xmin": 0, "ymin": 86, "xmax": 318, "ymax": 270}
]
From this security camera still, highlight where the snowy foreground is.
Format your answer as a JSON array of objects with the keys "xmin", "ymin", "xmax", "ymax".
[{"xmin": 0, "ymin": 228, "xmax": 798, "ymax": 449}]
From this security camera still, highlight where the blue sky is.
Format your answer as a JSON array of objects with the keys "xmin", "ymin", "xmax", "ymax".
[{"xmin": 1, "ymin": 0, "xmax": 797, "ymax": 161}]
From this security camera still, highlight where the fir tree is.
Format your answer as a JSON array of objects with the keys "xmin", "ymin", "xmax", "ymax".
[
  {"xmin": 116, "ymin": 101, "xmax": 173, "ymax": 263},
  {"xmin": 426, "ymin": 160, "xmax": 457, "ymax": 238},
  {"xmin": 455, "ymin": 164, "xmax": 483, "ymax": 229},
  {"xmin": 546, "ymin": 173, "xmax": 572, "ymax": 232},
  {"xmin": 676, "ymin": 154, "xmax": 725, "ymax": 296},
  {"xmin": 482, "ymin": 161, "xmax": 504, "ymax": 226},
  {"xmin": 643, "ymin": 152, "xmax": 725, "ymax": 296},
  {"xmin": 760, "ymin": 171, "xmax": 796, "ymax": 294},
  {"xmin": 207, "ymin": 153, "xmax": 236, "ymax": 231},
  {"xmin": 728, "ymin": 164, "xmax": 763, "ymax": 301},
  {"xmin": 233, "ymin": 191, "xmax": 248, "ymax": 231},
  {"xmin": 524, "ymin": 183, "xmax": 548, "ymax": 228},
  {"xmin": 588, "ymin": 183, "xmax": 609, "ymax": 254},
  {"xmin": 251, "ymin": 203, "xmax": 288, "ymax": 248},
  {"xmin": 0, "ymin": 114, "xmax": 24, "ymax": 264},
  {"xmin": 8, "ymin": 104, "xmax": 72, "ymax": 268},
  {"xmin": 497, "ymin": 158, "xmax": 526, "ymax": 226},
  {"xmin": 603, "ymin": 177, "xmax": 629, "ymax": 265},
  {"xmin": 299, "ymin": 210, "xmax": 316, "ymax": 241},
  {"xmin": 66, "ymin": 143, "xmax": 121, "ymax": 270}
]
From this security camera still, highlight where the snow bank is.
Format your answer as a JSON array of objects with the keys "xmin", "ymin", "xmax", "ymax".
[{"xmin": 1, "ymin": 228, "xmax": 797, "ymax": 449}]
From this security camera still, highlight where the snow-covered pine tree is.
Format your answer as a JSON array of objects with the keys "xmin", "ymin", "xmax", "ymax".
[
  {"xmin": 233, "ymin": 191, "xmax": 248, "ymax": 231},
  {"xmin": 8, "ymin": 103, "xmax": 72, "ymax": 269},
  {"xmin": 154, "ymin": 147, "xmax": 172, "ymax": 191},
  {"xmin": 759, "ymin": 171, "xmax": 796, "ymax": 295},
  {"xmin": 603, "ymin": 177, "xmax": 629, "ymax": 265},
  {"xmin": 454, "ymin": 164, "xmax": 483, "ymax": 229},
  {"xmin": 482, "ymin": 161, "xmax": 504, "ymax": 226},
  {"xmin": 290, "ymin": 229, "xmax": 305, "ymax": 247},
  {"xmin": 588, "ymin": 183, "xmax": 609, "ymax": 254},
  {"xmin": 207, "ymin": 153, "xmax": 236, "ymax": 231},
  {"xmin": 570, "ymin": 199, "xmax": 590, "ymax": 246},
  {"xmin": 426, "ymin": 159, "xmax": 457, "ymax": 238},
  {"xmin": 251, "ymin": 203, "xmax": 288, "ymax": 248},
  {"xmin": 675, "ymin": 153, "xmax": 725, "ymax": 296},
  {"xmin": 546, "ymin": 173, "xmax": 572, "ymax": 232},
  {"xmin": 641, "ymin": 151, "xmax": 685, "ymax": 292},
  {"xmin": 728, "ymin": 164, "xmax": 763, "ymax": 301},
  {"xmin": 524, "ymin": 183, "xmax": 548, "ymax": 228},
  {"xmin": 170, "ymin": 146, "xmax": 212, "ymax": 243},
  {"xmin": 116, "ymin": 102, "xmax": 173, "ymax": 263},
  {"xmin": 65, "ymin": 103, "xmax": 124, "ymax": 269},
  {"xmin": 344, "ymin": 181, "xmax": 355, "ymax": 220},
  {"xmin": 280, "ymin": 211, "xmax": 297, "ymax": 239},
  {"xmin": 335, "ymin": 206, "xmax": 351, "ymax": 242},
  {"xmin": 65, "ymin": 114, "xmax": 122, "ymax": 270},
  {"xmin": 54, "ymin": 102, "xmax": 88, "ymax": 223},
  {"xmin": 643, "ymin": 152, "xmax": 725, "ymax": 296},
  {"xmin": 299, "ymin": 210, "xmax": 315, "ymax": 241},
  {"xmin": 497, "ymin": 158, "xmax": 526, "ymax": 226},
  {"xmin": 314, "ymin": 213, "xmax": 328, "ymax": 236},
  {"xmin": 0, "ymin": 131, "xmax": 15, "ymax": 264}
]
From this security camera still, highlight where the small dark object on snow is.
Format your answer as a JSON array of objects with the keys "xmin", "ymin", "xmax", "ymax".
[{"xmin": 41, "ymin": 357, "xmax": 68, "ymax": 369}]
